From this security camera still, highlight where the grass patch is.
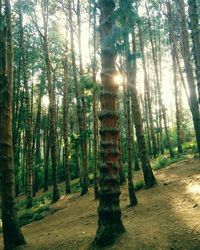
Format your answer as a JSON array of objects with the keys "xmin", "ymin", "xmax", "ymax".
[
  {"xmin": 0, "ymin": 200, "xmax": 54, "ymax": 234},
  {"xmin": 17, "ymin": 199, "xmax": 54, "ymax": 227},
  {"xmin": 134, "ymin": 179, "xmax": 144, "ymax": 191},
  {"xmin": 152, "ymin": 155, "xmax": 186, "ymax": 170},
  {"xmin": 182, "ymin": 141, "xmax": 197, "ymax": 154}
]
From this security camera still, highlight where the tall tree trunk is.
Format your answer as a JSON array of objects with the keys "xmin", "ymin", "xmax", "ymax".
[
  {"xmin": 130, "ymin": 27, "xmax": 156, "ymax": 188},
  {"xmin": 68, "ymin": 0, "xmax": 88, "ymax": 194},
  {"xmin": 13, "ymin": 59, "xmax": 22, "ymax": 197},
  {"xmin": 188, "ymin": 0, "xmax": 200, "ymax": 103},
  {"xmin": 63, "ymin": 56, "xmax": 71, "ymax": 194},
  {"xmin": 18, "ymin": 8, "xmax": 33, "ymax": 208},
  {"xmin": 124, "ymin": 35, "xmax": 138, "ymax": 205},
  {"xmin": 41, "ymin": 1, "xmax": 60, "ymax": 202},
  {"xmin": 126, "ymin": 86, "xmax": 138, "ymax": 206},
  {"xmin": 92, "ymin": 0, "xmax": 99, "ymax": 200},
  {"xmin": 77, "ymin": 0, "xmax": 89, "ymax": 196},
  {"xmin": 0, "ymin": 1, "xmax": 26, "ymax": 248},
  {"xmin": 33, "ymin": 88, "xmax": 42, "ymax": 195},
  {"xmin": 177, "ymin": 0, "xmax": 200, "ymax": 155},
  {"xmin": 172, "ymin": 52, "xmax": 183, "ymax": 154},
  {"xmin": 93, "ymin": 0, "xmax": 125, "ymax": 246},
  {"xmin": 167, "ymin": 1, "xmax": 183, "ymax": 154},
  {"xmin": 44, "ymin": 113, "xmax": 50, "ymax": 192},
  {"xmin": 138, "ymin": 26, "xmax": 157, "ymax": 158},
  {"xmin": 146, "ymin": 4, "xmax": 174, "ymax": 158}
]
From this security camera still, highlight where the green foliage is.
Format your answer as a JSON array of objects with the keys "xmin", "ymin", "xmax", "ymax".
[
  {"xmin": 182, "ymin": 141, "xmax": 197, "ymax": 154},
  {"xmin": 14, "ymin": 197, "xmax": 54, "ymax": 229},
  {"xmin": 153, "ymin": 155, "xmax": 186, "ymax": 170},
  {"xmin": 134, "ymin": 179, "xmax": 144, "ymax": 191}
]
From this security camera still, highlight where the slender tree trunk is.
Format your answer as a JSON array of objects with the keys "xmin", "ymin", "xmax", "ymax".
[
  {"xmin": 68, "ymin": 0, "xmax": 88, "ymax": 194},
  {"xmin": 0, "ymin": 1, "xmax": 26, "ymax": 248},
  {"xmin": 130, "ymin": 26, "xmax": 156, "ymax": 187},
  {"xmin": 18, "ymin": 9, "xmax": 33, "ymax": 207},
  {"xmin": 77, "ymin": 0, "xmax": 89, "ymax": 195},
  {"xmin": 146, "ymin": 4, "xmax": 174, "ymax": 158},
  {"xmin": 172, "ymin": 53, "xmax": 183, "ymax": 154},
  {"xmin": 126, "ymin": 87, "xmax": 138, "ymax": 206},
  {"xmin": 124, "ymin": 33, "xmax": 138, "ymax": 205},
  {"xmin": 41, "ymin": 1, "xmax": 60, "ymax": 201},
  {"xmin": 13, "ymin": 59, "xmax": 21, "ymax": 196},
  {"xmin": 63, "ymin": 56, "xmax": 71, "ymax": 194},
  {"xmin": 93, "ymin": 0, "xmax": 125, "ymax": 246},
  {"xmin": 167, "ymin": 1, "xmax": 183, "ymax": 154},
  {"xmin": 138, "ymin": 27, "xmax": 157, "ymax": 158},
  {"xmin": 33, "ymin": 89, "xmax": 42, "ymax": 195},
  {"xmin": 92, "ymin": 0, "xmax": 99, "ymax": 200},
  {"xmin": 177, "ymin": 0, "xmax": 200, "ymax": 155},
  {"xmin": 44, "ymin": 114, "xmax": 50, "ymax": 192},
  {"xmin": 188, "ymin": 0, "xmax": 200, "ymax": 103}
]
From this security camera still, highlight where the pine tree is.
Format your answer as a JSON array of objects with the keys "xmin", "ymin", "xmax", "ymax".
[
  {"xmin": 0, "ymin": 0, "xmax": 26, "ymax": 248},
  {"xmin": 93, "ymin": 0, "xmax": 125, "ymax": 246}
]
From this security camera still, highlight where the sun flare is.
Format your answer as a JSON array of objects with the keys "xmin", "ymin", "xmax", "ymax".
[{"xmin": 114, "ymin": 74, "xmax": 123, "ymax": 85}]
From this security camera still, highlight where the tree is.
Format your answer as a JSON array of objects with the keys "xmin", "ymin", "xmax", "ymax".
[
  {"xmin": 188, "ymin": 0, "xmax": 200, "ymax": 103},
  {"xmin": 146, "ymin": 3, "xmax": 174, "ymax": 159},
  {"xmin": 177, "ymin": 0, "xmax": 200, "ymax": 155},
  {"xmin": 0, "ymin": 0, "xmax": 26, "ymax": 248},
  {"xmin": 68, "ymin": 0, "xmax": 89, "ymax": 195},
  {"xmin": 91, "ymin": 0, "xmax": 99, "ymax": 200},
  {"xmin": 138, "ymin": 24, "xmax": 157, "ymax": 158},
  {"xmin": 77, "ymin": 0, "xmax": 89, "ymax": 196},
  {"xmin": 93, "ymin": 0, "xmax": 125, "ymax": 246},
  {"xmin": 63, "ymin": 55, "xmax": 71, "ymax": 194},
  {"xmin": 166, "ymin": 1, "xmax": 183, "ymax": 154},
  {"xmin": 18, "ymin": 5, "xmax": 33, "ymax": 208},
  {"xmin": 41, "ymin": 0, "xmax": 60, "ymax": 202}
]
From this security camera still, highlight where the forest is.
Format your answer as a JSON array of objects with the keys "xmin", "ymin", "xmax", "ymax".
[{"xmin": 0, "ymin": 0, "xmax": 200, "ymax": 249}]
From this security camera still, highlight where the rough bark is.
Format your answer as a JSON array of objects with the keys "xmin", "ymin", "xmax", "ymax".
[
  {"xmin": 0, "ymin": 1, "xmax": 26, "ymax": 248},
  {"xmin": 93, "ymin": 0, "xmax": 125, "ymax": 246}
]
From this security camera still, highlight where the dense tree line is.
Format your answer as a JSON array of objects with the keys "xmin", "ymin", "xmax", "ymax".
[{"xmin": 0, "ymin": 0, "xmax": 200, "ymax": 248}]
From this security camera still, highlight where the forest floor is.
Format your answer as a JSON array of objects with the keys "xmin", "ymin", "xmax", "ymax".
[{"xmin": 1, "ymin": 156, "xmax": 200, "ymax": 250}]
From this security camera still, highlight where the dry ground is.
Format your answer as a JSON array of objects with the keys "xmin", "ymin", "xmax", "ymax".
[{"xmin": 0, "ymin": 157, "xmax": 200, "ymax": 250}]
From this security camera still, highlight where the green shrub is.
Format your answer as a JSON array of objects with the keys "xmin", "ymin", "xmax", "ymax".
[
  {"xmin": 153, "ymin": 156, "xmax": 169, "ymax": 170},
  {"xmin": 19, "ymin": 210, "xmax": 34, "ymax": 226},
  {"xmin": 33, "ymin": 212, "xmax": 44, "ymax": 221},
  {"xmin": 134, "ymin": 179, "xmax": 144, "ymax": 191},
  {"xmin": 153, "ymin": 155, "xmax": 186, "ymax": 170}
]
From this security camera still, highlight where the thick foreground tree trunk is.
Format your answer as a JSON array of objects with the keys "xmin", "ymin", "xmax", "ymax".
[
  {"xmin": 0, "ymin": 1, "xmax": 26, "ymax": 248},
  {"xmin": 93, "ymin": 0, "xmax": 125, "ymax": 246}
]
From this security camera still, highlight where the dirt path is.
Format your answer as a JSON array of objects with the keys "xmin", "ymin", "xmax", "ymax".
[{"xmin": 1, "ymin": 157, "xmax": 200, "ymax": 250}]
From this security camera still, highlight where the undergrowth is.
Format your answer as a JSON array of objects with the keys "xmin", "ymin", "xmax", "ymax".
[{"xmin": 152, "ymin": 155, "xmax": 186, "ymax": 170}]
